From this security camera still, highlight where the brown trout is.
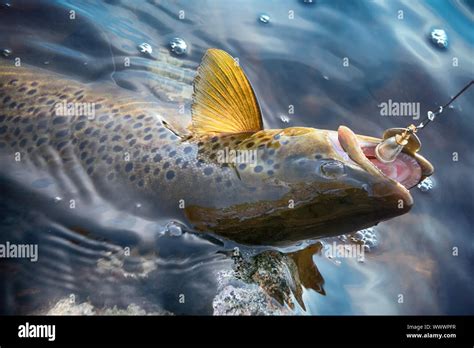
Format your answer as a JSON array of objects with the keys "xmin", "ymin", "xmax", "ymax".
[{"xmin": 0, "ymin": 49, "xmax": 433, "ymax": 246}]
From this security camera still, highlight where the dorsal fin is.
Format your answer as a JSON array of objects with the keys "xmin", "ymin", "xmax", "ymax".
[{"xmin": 191, "ymin": 49, "xmax": 263, "ymax": 135}]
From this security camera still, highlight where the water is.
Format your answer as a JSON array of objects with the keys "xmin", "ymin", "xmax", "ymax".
[{"xmin": 0, "ymin": 0, "xmax": 473, "ymax": 315}]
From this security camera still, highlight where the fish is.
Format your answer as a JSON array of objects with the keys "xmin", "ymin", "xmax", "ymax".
[{"xmin": 0, "ymin": 49, "xmax": 434, "ymax": 246}]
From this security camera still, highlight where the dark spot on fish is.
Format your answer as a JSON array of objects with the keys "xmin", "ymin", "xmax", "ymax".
[
  {"xmin": 144, "ymin": 127, "xmax": 151, "ymax": 133},
  {"xmin": 13, "ymin": 128, "xmax": 20, "ymax": 136},
  {"xmin": 246, "ymin": 142, "xmax": 255, "ymax": 148},
  {"xmin": 56, "ymin": 129, "xmax": 69, "ymax": 138},
  {"xmin": 268, "ymin": 149, "xmax": 275, "ymax": 156},
  {"xmin": 153, "ymin": 154, "xmax": 162, "ymax": 162},
  {"xmin": 211, "ymin": 136, "xmax": 218, "ymax": 143},
  {"xmin": 273, "ymin": 164, "xmax": 281, "ymax": 169},
  {"xmin": 166, "ymin": 170, "xmax": 175, "ymax": 180},
  {"xmin": 86, "ymin": 157, "xmax": 95, "ymax": 165},
  {"xmin": 144, "ymin": 134, "xmax": 153, "ymax": 141},
  {"xmin": 163, "ymin": 162, "xmax": 170, "ymax": 169},
  {"xmin": 267, "ymin": 170, "xmax": 274, "ymax": 176},
  {"xmin": 158, "ymin": 127, "xmax": 166, "ymax": 133},
  {"xmin": 85, "ymin": 127, "xmax": 93, "ymax": 135},
  {"xmin": 125, "ymin": 162, "xmax": 133, "ymax": 172},
  {"xmin": 46, "ymin": 99, "xmax": 55, "ymax": 105},
  {"xmin": 99, "ymin": 135, "xmax": 108, "ymax": 143},
  {"xmin": 129, "ymin": 175, "xmax": 136, "ymax": 182},
  {"xmin": 129, "ymin": 139, "xmax": 137, "ymax": 146},
  {"xmin": 87, "ymin": 167, "xmax": 94, "ymax": 175},
  {"xmin": 9, "ymin": 102, "xmax": 17, "ymax": 109},
  {"xmin": 107, "ymin": 173, "xmax": 114, "ymax": 181},
  {"xmin": 96, "ymin": 104, "xmax": 102, "ymax": 110},
  {"xmin": 36, "ymin": 138, "xmax": 47, "ymax": 146},
  {"xmin": 238, "ymin": 163, "xmax": 246, "ymax": 170},
  {"xmin": 112, "ymin": 135, "xmax": 121, "ymax": 141},
  {"xmin": 106, "ymin": 157, "xmax": 113, "ymax": 165},
  {"xmin": 19, "ymin": 139, "xmax": 27, "ymax": 147},
  {"xmin": 113, "ymin": 145, "xmax": 123, "ymax": 152},
  {"xmin": 80, "ymin": 152, "xmax": 88, "ymax": 160},
  {"xmin": 315, "ymin": 154, "xmax": 322, "ymax": 159},
  {"xmin": 114, "ymin": 124, "xmax": 122, "ymax": 132},
  {"xmin": 184, "ymin": 146, "xmax": 192, "ymax": 154},
  {"xmin": 0, "ymin": 126, "xmax": 7, "ymax": 134},
  {"xmin": 274, "ymin": 134, "xmax": 281, "ymax": 140},
  {"xmin": 57, "ymin": 141, "xmax": 68, "ymax": 150},
  {"xmin": 216, "ymin": 176, "xmax": 222, "ymax": 183},
  {"xmin": 137, "ymin": 179, "xmax": 144, "ymax": 187},
  {"xmin": 254, "ymin": 165, "xmax": 263, "ymax": 173},
  {"xmin": 169, "ymin": 150, "xmax": 176, "ymax": 157},
  {"xmin": 153, "ymin": 168, "xmax": 160, "ymax": 175},
  {"xmin": 27, "ymin": 89, "xmax": 37, "ymax": 95},
  {"xmin": 75, "ymin": 121, "xmax": 86, "ymax": 130},
  {"xmin": 212, "ymin": 143, "xmax": 219, "ymax": 150},
  {"xmin": 144, "ymin": 165, "xmax": 150, "ymax": 173},
  {"xmin": 98, "ymin": 115, "xmax": 108, "ymax": 122},
  {"xmin": 159, "ymin": 133, "xmax": 167, "ymax": 139},
  {"xmin": 79, "ymin": 141, "xmax": 88, "ymax": 150},
  {"xmin": 133, "ymin": 122, "xmax": 143, "ymax": 129},
  {"xmin": 123, "ymin": 114, "xmax": 132, "ymax": 120},
  {"xmin": 98, "ymin": 145, "xmax": 106, "ymax": 153},
  {"xmin": 31, "ymin": 82, "xmax": 38, "ymax": 87},
  {"xmin": 137, "ymin": 114, "xmax": 145, "ymax": 120},
  {"xmin": 25, "ymin": 124, "xmax": 33, "ymax": 132},
  {"xmin": 204, "ymin": 167, "xmax": 213, "ymax": 176},
  {"xmin": 0, "ymin": 115, "xmax": 5, "ymax": 122},
  {"xmin": 125, "ymin": 134, "xmax": 133, "ymax": 140},
  {"xmin": 105, "ymin": 121, "xmax": 114, "ymax": 129},
  {"xmin": 3, "ymin": 96, "xmax": 11, "ymax": 103}
]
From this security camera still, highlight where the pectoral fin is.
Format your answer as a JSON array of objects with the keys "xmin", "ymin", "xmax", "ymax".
[{"xmin": 191, "ymin": 49, "xmax": 263, "ymax": 135}]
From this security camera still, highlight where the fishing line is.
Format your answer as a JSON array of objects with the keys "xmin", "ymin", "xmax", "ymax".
[{"xmin": 375, "ymin": 80, "xmax": 474, "ymax": 163}]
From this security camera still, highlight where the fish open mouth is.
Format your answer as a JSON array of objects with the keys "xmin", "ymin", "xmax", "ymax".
[
  {"xmin": 335, "ymin": 126, "xmax": 428, "ymax": 190},
  {"xmin": 361, "ymin": 146, "xmax": 421, "ymax": 189}
]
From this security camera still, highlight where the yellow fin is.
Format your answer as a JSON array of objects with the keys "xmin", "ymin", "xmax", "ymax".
[{"xmin": 191, "ymin": 49, "xmax": 263, "ymax": 135}]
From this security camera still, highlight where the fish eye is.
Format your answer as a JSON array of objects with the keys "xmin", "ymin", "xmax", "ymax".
[{"xmin": 319, "ymin": 160, "xmax": 345, "ymax": 179}]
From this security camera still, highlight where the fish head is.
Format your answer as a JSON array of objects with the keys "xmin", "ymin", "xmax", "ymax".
[{"xmin": 224, "ymin": 125, "xmax": 434, "ymax": 244}]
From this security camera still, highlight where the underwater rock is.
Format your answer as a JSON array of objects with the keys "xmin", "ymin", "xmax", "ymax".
[
  {"xmin": 45, "ymin": 296, "xmax": 170, "ymax": 315},
  {"xmin": 214, "ymin": 243, "xmax": 324, "ymax": 312}
]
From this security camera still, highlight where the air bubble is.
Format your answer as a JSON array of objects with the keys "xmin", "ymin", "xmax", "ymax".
[
  {"xmin": 259, "ymin": 14, "xmax": 270, "ymax": 24},
  {"xmin": 1, "ymin": 48, "xmax": 11, "ymax": 57},
  {"xmin": 430, "ymin": 29, "xmax": 448, "ymax": 49},
  {"xmin": 138, "ymin": 42, "xmax": 152, "ymax": 55},
  {"xmin": 169, "ymin": 38, "xmax": 187, "ymax": 55},
  {"xmin": 417, "ymin": 177, "xmax": 434, "ymax": 192},
  {"xmin": 165, "ymin": 221, "xmax": 183, "ymax": 236}
]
